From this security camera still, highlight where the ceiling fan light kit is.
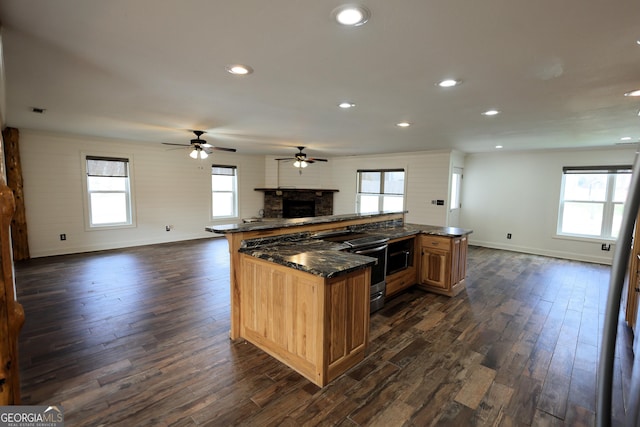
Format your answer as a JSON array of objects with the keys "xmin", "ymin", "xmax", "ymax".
[
  {"xmin": 162, "ymin": 130, "xmax": 237, "ymax": 159},
  {"xmin": 276, "ymin": 146, "xmax": 328, "ymax": 174},
  {"xmin": 190, "ymin": 147, "xmax": 208, "ymax": 159}
]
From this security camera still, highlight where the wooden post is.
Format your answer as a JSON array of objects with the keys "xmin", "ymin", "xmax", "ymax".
[
  {"xmin": 0, "ymin": 181, "xmax": 24, "ymax": 404},
  {"xmin": 2, "ymin": 127, "xmax": 29, "ymax": 261}
]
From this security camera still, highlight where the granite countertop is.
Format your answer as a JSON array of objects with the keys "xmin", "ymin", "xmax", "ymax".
[
  {"xmin": 206, "ymin": 211, "xmax": 405, "ymax": 234},
  {"xmin": 239, "ymin": 238, "xmax": 376, "ymax": 279},
  {"xmin": 236, "ymin": 223, "xmax": 473, "ymax": 279},
  {"xmin": 353, "ymin": 223, "xmax": 473, "ymax": 239},
  {"xmin": 406, "ymin": 224, "xmax": 473, "ymax": 237}
]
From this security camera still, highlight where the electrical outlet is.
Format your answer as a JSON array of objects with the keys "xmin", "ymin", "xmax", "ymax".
[
  {"xmin": 507, "ymin": 233, "xmax": 512, "ymax": 239},
  {"xmin": 60, "ymin": 234, "xmax": 66, "ymax": 241},
  {"xmin": 165, "ymin": 225, "xmax": 173, "ymax": 232},
  {"xmin": 601, "ymin": 243, "xmax": 611, "ymax": 251}
]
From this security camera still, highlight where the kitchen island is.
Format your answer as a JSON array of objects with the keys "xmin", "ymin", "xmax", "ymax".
[{"xmin": 207, "ymin": 212, "xmax": 472, "ymax": 386}]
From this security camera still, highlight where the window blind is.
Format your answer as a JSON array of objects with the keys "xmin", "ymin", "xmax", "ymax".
[
  {"xmin": 356, "ymin": 168, "xmax": 404, "ymax": 173},
  {"xmin": 562, "ymin": 165, "xmax": 632, "ymax": 174},
  {"xmin": 86, "ymin": 156, "xmax": 129, "ymax": 177},
  {"xmin": 211, "ymin": 165, "xmax": 237, "ymax": 176}
]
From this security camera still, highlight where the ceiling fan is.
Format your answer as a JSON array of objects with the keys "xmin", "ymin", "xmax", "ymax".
[
  {"xmin": 162, "ymin": 130, "xmax": 237, "ymax": 159},
  {"xmin": 276, "ymin": 146, "xmax": 328, "ymax": 173}
]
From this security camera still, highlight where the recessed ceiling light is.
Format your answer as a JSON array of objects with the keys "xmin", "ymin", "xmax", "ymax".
[
  {"xmin": 437, "ymin": 79, "xmax": 461, "ymax": 88},
  {"xmin": 338, "ymin": 102, "xmax": 356, "ymax": 109},
  {"xmin": 495, "ymin": 145, "xmax": 503, "ymax": 149},
  {"xmin": 225, "ymin": 64, "xmax": 253, "ymax": 75},
  {"xmin": 624, "ymin": 89, "xmax": 640, "ymax": 97},
  {"xmin": 333, "ymin": 5, "xmax": 370, "ymax": 26},
  {"xmin": 621, "ymin": 137, "xmax": 633, "ymax": 141},
  {"xmin": 482, "ymin": 109, "xmax": 500, "ymax": 116},
  {"xmin": 396, "ymin": 122, "xmax": 411, "ymax": 127}
]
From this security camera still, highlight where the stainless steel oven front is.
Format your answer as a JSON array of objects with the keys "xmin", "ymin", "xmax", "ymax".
[
  {"xmin": 348, "ymin": 238, "xmax": 388, "ymax": 314},
  {"xmin": 311, "ymin": 231, "xmax": 389, "ymax": 314}
]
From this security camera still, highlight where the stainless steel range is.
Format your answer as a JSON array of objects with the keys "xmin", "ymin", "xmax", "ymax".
[{"xmin": 312, "ymin": 230, "xmax": 389, "ymax": 313}]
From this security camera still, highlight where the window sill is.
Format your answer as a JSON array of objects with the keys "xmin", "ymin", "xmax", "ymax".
[
  {"xmin": 86, "ymin": 223, "xmax": 136, "ymax": 231},
  {"xmin": 553, "ymin": 233, "xmax": 617, "ymax": 244}
]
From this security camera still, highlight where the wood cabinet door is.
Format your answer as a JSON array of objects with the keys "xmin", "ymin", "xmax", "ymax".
[
  {"xmin": 451, "ymin": 237, "xmax": 467, "ymax": 285},
  {"xmin": 420, "ymin": 248, "xmax": 449, "ymax": 289},
  {"xmin": 626, "ymin": 214, "xmax": 640, "ymax": 331}
]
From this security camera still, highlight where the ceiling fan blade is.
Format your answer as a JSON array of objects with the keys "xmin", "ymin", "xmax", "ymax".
[
  {"xmin": 275, "ymin": 157, "xmax": 295, "ymax": 161},
  {"xmin": 309, "ymin": 158, "xmax": 328, "ymax": 162},
  {"xmin": 162, "ymin": 142, "xmax": 191, "ymax": 147},
  {"xmin": 211, "ymin": 146, "xmax": 237, "ymax": 152}
]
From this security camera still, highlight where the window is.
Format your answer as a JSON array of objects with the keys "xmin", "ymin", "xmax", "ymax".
[
  {"xmin": 85, "ymin": 156, "xmax": 133, "ymax": 228},
  {"xmin": 557, "ymin": 165, "xmax": 632, "ymax": 239},
  {"xmin": 212, "ymin": 165, "xmax": 238, "ymax": 218},
  {"xmin": 450, "ymin": 168, "xmax": 462, "ymax": 210},
  {"xmin": 356, "ymin": 169, "xmax": 405, "ymax": 213}
]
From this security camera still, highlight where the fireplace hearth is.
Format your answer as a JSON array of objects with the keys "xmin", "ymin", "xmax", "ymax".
[{"xmin": 255, "ymin": 188, "xmax": 339, "ymax": 218}]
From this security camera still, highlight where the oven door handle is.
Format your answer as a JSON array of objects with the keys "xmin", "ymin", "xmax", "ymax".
[{"xmin": 353, "ymin": 245, "xmax": 388, "ymax": 255}]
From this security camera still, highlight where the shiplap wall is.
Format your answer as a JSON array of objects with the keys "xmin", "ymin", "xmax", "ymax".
[
  {"xmin": 21, "ymin": 127, "xmax": 634, "ymax": 264},
  {"xmin": 20, "ymin": 130, "xmax": 265, "ymax": 257},
  {"xmin": 325, "ymin": 150, "xmax": 455, "ymax": 225},
  {"xmin": 264, "ymin": 155, "xmax": 333, "ymax": 189},
  {"xmin": 462, "ymin": 146, "xmax": 637, "ymax": 264},
  {"xmin": 266, "ymin": 150, "xmax": 457, "ymax": 225}
]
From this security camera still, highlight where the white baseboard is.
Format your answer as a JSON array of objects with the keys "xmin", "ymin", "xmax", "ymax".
[
  {"xmin": 469, "ymin": 239, "xmax": 613, "ymax": 265},
  {"xmin": 29, "ymin": 233, "xmax": 225, "ymax": 258}
]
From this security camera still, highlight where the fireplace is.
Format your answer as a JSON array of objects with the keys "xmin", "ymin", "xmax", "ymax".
[
  {"xmin": 255, "ymin": 188, "xmax": 339, "ymax": 218},
  {"xmin": 283, "ymin": 200, "xmax": 315, "ymax": 218}
]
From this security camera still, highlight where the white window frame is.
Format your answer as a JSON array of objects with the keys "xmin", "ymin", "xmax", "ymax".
[
  {"xmin": 556, "ymin": 165, "xmax": 632, "ymax": 240},
  {"xmin": 211, "ymin": 164, "xmax": 238, "ymax": 220},
  {"xmin": 82, "ymin": 154, "xmax": 136, "ymax": 230},
  {"xmin": 355, "ymin": 169, "xmax": 405, "ymax": 213}
]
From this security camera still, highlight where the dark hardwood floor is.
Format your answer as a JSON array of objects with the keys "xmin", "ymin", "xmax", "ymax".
[{"xmin": 14, "ymin": 238, "xmax": 634, "ymax": 426}]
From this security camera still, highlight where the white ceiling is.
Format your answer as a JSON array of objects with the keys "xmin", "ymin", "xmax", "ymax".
[{"xmin": 0, "ymin": 0, "xmax": 639, "ymax": 158}]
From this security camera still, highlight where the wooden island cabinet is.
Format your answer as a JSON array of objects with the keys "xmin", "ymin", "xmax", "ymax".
[
  {"xmin": 240, "ymin": 254, "xmax": 370, "ymax": 386},
  {"xmin": 418, "ymin": 234, "xmax": 468, "ymax": 297},
  {"xmin": 207, "ymin": 212, "xmax": 472, "ymax": 387}
]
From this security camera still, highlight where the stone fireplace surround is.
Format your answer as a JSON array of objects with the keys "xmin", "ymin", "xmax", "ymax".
[{"xmin": 255, "ymin": 188, "xmax": 338, "ymax": 218}]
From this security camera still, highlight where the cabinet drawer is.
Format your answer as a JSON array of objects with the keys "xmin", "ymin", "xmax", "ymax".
[
  {"xmin": 421, "ymin": 235, "xmax": 450, "ymax": 250},
  {"xmin": 386, "ymin": 267, "xmax": 416, "ymax": 296}
]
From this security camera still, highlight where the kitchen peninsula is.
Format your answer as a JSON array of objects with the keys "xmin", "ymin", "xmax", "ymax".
[{"xmin": 207, "ymin": 212, "xmax": 472, "ymax": 386}]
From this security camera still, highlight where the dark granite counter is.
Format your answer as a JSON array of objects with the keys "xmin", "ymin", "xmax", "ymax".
[
  {"xmin": 206, "ymin": 211, "xmax": 404, "ymax": 234},
  {"xmin": 239, "ymin": 238, "xmax": 376, "ymax": 279},
  {"xmin": 405, "ymin": 224, "xmax": 472, "ymax": 237},
  {"xmin": 236, "ymin": 224, "xmax": 472, "ymax": 279},
  {"xmin": 351, "ymin": 223, "xmax": 473, "ymax": 240},
  {"xmin": 210, "ymin": 212, "xmax": 472, "ymax": 279}
]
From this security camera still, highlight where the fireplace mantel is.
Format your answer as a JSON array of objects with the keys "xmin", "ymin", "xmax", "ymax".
[
  {"xmin": 255, "ymin": 188, "xmax": 339, "ymax": 218},
  {"xmin": 254, "ymin": 188, "xmax": 339, "ymax": 193}
]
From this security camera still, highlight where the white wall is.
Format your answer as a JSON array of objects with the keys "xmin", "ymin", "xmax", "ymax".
[
  {"xmin": 264, "ymin": 155, "xmax": 333, "ymax": 189},
  {"xmin": 329, "ymin": 151, "xmax": 453, "ymax": 225},
  {"xmin": 264, "ymin": 149, "xmax": 456, "ymax": 226},
  {"xmin": 461, "ymin": 146, "xmax": 637, "ymax": 264},
  {"xmin": 20, "ymin": 130, "xmax": 265, "ymax": 257},
  {"xmin": 27, "ymin": 127, "xmax": 632, "ymax": 265}
]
